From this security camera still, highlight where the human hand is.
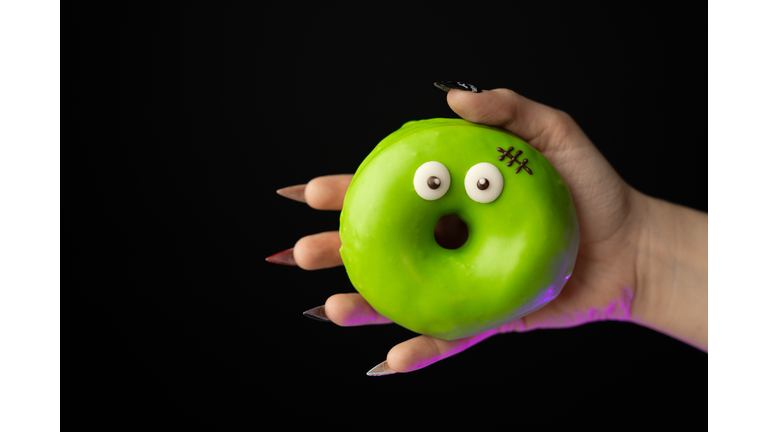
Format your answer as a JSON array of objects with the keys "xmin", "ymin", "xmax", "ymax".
[{"xmin": 268, "ymin": 86, "xmax": 707, "ymax": 375}]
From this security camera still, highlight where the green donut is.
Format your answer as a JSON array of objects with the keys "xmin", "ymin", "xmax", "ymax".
[{"xmin": 339, "ymin": 118, "xmax": 579, "ymax": 340}]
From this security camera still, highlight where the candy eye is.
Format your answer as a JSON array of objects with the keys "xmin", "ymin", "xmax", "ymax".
[
  {"xmin": 464, "ymin": 162, "xmax": 503, "ymax": 203},
  {"xmin": 414, "ymin": 161, "xmax": 451, "ymax": 200}
]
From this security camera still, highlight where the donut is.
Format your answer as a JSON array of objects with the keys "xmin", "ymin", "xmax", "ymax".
[{"xmin": 339, "ymin": 118, "xmax": 579, "ymax": 340}]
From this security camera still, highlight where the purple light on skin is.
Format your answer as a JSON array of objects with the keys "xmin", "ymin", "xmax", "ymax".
[
  {"xmin": 406, "ymin": 330, "xmax": 498, "ymax": 372},
  {"xmin": 528, "ymin": 286, "xmax": 637, "ymax": 330},
  {"xmin": 576, "ymin": 286, "xmax": 635, "ymax": 325},
  {"xmin": 401, "ymin": 286, "xmax": 640, "ymax": 372},
  {"xmin": 339, "ymin": 302, "xmax": 393, "ymax": 327}
]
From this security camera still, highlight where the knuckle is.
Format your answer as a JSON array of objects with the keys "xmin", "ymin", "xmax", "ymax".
[
  {"xmin": 472, "ymin": 99, "xmax": 502, "ymax": 125},
  {"xmin": 546, "ymin": 109, "xmax": 577, "ymax": 142},
  {"xmin": 553, "ymin": 109, "xmax": 574, "ymax": 125},
  {"xmin": 495, "ymin": 88, "xmax": 518, "ymax": 99},
  {"xmin": 424, "ymin": 336, "xmax": 443, "ymax": 360}
]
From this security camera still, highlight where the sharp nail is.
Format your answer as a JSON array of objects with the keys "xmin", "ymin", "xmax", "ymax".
[
  {"xmin": 276, "ymin": 184, "xmax": 307, "ymax": 203},
  {"xmin": 265, "ymin": 248, "xmax": 297, "ymax": 266},
  {"xmin": 366, "ymin": 361, "xmax": 397, "ymax": 377},
  {"xmin": 433, "ymin": 81, "xmax": 482, "ymax": 93},
  {"xmin": 303, "ymin": 305, "xmax": 331, "ymax": 322}
]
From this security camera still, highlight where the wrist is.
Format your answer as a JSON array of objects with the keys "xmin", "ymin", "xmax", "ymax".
[{"xmin": 630, "ymin": 192, "xmax": 708, "ymax": 351}]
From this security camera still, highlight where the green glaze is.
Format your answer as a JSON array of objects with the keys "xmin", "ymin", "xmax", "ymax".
[{"xmin": 339, "ymin": 119, "xmax": 579, "ymax": 340}]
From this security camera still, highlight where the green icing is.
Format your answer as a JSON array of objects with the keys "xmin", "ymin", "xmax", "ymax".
[{"xmin": 339, "ymin": 119, "xmax": 579, "ymax": 340}]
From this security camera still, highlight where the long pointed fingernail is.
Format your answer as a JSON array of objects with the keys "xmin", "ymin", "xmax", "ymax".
[
  {"xmin": 433, "ymin": 81, "xmax": 482, "ymax": 93},
  {"xmin": 303, "ymin": 305, "xmax": 331, "ymax": 322},
  {"xmin": 366, "ymin": 360, "xmax": 397, "ymax": 377},
  {"xmin": 265, "ymin": 248, "xmax": 297, "ymax": 266},
  {"xmin": 276, "ymin": 184, "xmax": 307, "ymax": 203}
]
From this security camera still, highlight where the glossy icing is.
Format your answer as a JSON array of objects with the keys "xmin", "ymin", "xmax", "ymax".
[{"xmin": 339, "ymin": 118, "xmax": 579, "ymax": 340}]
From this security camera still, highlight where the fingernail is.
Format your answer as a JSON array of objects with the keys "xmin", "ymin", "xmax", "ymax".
[
  {"xmin": 366, "ymin": 360, "xmax": 397, "ymax": 377},
  {"xmin": 433, "ymin": 81, "xmax": 482, "ymax": 93},
  {"xmin": 265, "ymin": 248, "xmax": 297, "ymax": 266},
  {"xmin": 303, "ymin": 305, "xmax": 331, "ymax": 322},
  {"xmin": 276, "ymin": 184, "xmax": 307, "ymax": 203}
]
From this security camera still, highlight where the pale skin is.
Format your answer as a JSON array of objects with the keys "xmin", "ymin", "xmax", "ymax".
[{"xmin": 288, "ymin": 88, "xmax": 708, "ymax": 374}]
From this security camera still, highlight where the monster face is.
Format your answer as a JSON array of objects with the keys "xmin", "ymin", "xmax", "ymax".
[{"xmin": 339, "ymin": 118, "xmax": 579, "ymax": 340}]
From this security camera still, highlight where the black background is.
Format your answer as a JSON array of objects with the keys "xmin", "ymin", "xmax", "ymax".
[{"xmin": 108, "ymin": 4, "xmax": 705, "ymax": 427}]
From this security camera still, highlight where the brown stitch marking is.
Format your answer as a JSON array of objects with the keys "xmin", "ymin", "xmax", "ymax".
[{"xmin": 496, "ymin": 147, "xmax": 532, "ymax": 175}]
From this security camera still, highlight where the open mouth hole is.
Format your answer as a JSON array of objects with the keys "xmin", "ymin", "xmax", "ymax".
[{"xmin": 434, "ymin": 214, "xmax": 469, "ymax": 250}]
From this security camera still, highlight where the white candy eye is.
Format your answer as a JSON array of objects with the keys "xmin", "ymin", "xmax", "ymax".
[
  {"xmin": 414, "ymin": 161, "xmax": 451, "ymax": 200},
  {"xmin": 464, "ymin": 162, "xmax": 504, "ymax": 203}
]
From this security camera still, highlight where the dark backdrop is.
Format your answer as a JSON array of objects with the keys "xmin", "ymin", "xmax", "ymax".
[{"xmin": 107, "ymin": 4, "xmax": 705, "ymax": 426}]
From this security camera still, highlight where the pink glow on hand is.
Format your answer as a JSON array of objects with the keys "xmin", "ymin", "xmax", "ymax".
[
  {"xmin": 552, "ymin": 286, "xmax": 635, "ymax": 328},
  {"xmin": 406, "ymin": 330, "xmax": 499, "ymax": 372},
  {"xmin": 504, "ymin": 286, "xmax": 636, "ymax": 331}
]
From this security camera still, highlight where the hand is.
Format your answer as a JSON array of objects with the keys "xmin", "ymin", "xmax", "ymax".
[{"xmin": 270, "ymin": 88, "xmax": 708, "ymax": 375}]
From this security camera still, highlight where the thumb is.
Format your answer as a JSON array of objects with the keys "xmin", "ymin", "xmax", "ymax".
[{"xmin": 446, "ymin": 88, "xmax": 584, "ymax": 152}]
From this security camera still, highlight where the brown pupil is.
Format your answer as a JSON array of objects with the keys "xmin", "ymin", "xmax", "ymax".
[
  {"xmin": 477, "ymin": 178, "xmax": 489, "ymax": 190},
  {"xmin": 427, "ymin": 176, "xmax": 441, "ymax": 190}
]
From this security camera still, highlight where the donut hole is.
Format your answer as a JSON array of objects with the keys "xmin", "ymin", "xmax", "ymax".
[{"xmin": 434, "ymin": 214, "xmax": 469, "ymax": 250}]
